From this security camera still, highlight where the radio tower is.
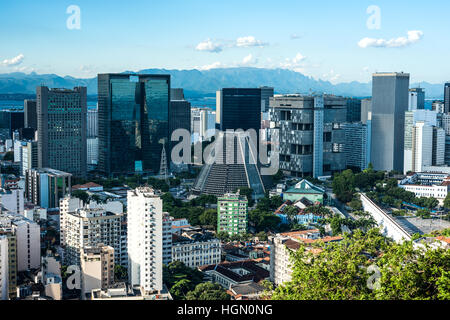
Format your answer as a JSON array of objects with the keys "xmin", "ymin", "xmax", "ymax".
[{"xmin": 159, "ymin": 141, "xmax": 168, "ymax": 182}]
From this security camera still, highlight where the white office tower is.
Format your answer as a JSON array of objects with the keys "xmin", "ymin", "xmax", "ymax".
[
  {"xmin": 0, "ymin": 235, "xmax": 8, "ymax": 300},
  {"xmin": 408, "ymin": 88, "xmax": 425, "ymax": 111},
  {"xmin": 404, "ymin": 110, "xmax": 440, "ymax": 174},
  {"xmin": 409, "ymin": 122, "xmax": 433, "ymax": 173},
  {"xmin": 127, "ymin": 187, "xmax": 163, "ymax": 295}
]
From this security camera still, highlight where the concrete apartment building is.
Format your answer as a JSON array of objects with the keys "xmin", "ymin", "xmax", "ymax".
[
  {"xmin": 0, "ymin": 188, "xmax": 24, "ymax": 215},
  {"xmin": 0, "ymin": 228, "xmax": 17, "ymax": 299},
  {"xmin": 62, "ymin": 206, "xmax": 122, "ymax": 266},
  {"xmin": 217, "ymin": 193, "xmax": 248, "ymax": 236},
  {"xmin": 269, "ymin": 94, "xmax": 347, "ymax": 178},
  {"xmin": 81, "ymin": 245, "xmax": 115, "ymax": 299},
  {"xmin": 0, "ymin": 213, "xmax": 40, "ymax": 272},
  {"xmin": 171, "ymin": 231, "xmax": 221, "ymax": 268},
  {"xmin": 371, "ymin": 72, "xmax": 410, "ymax": 172},
  {"xmin": 127, "ymin": 187, "xmax": 164, "ymax": 295},
  {"xmin": 0, "ymin": 235, "xmax": 8, "ymax": 300},
  {"xmin": 269, "ymin": 230, "xmax": 343, "ymax": 286}
]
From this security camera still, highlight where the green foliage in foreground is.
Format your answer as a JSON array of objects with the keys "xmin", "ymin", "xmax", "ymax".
[
  {"xmin": 271, "ymin": 229, "xmax": 450, "ymax": 300},
  {"xmin": 185, "ymin": 282, "xmax": 231, "ymax": 300}
]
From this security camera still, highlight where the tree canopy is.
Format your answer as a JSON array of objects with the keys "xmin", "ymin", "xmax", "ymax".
[{"xmin": 270, "ymin": 229, "xmax": 450, "ymax": 300}]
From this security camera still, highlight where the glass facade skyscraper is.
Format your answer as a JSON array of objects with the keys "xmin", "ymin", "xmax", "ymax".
[{"xmin": 98, "ymin": 74, "xmax": 170, "ymax": 176}]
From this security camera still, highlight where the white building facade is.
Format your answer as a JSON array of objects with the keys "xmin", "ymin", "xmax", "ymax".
[{"xmin": 127, "ymin": 188, "xmax": 163, "ymax": 295}]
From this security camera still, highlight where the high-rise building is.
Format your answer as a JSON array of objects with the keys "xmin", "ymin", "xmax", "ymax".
[
  {"xmin": 36, "ymin": 86, "xmax": 87, "ymax": 178},
  {"xmin": 169, "ymin": 89, "xmax": 191, "ymax": 171},
  {"xmin": 191, "ymin": 107, "xmax": 216, "ymax": 144},
  {"xmin": 24, "ymin": 100, "xmax": 37, "ymax": 132},
  {"xmin": 217, "ymin": 193, "xmax": 248, "ymax": 236},
  {"xmin": 269, "ymin": 94, "xmax": 347, "ymax": 178},
  {"xmin": 0, "ymin": 110, "xmax": 24, "ymax": 139},
  {"xmin": 87, "ymin": 108, "xmax": 98, "ymax": 138},
  {"xmin": 361, "ymin": 99, "xmax": 372, "ymax": 125},
  {"xmin": 127, "ymin": 187, "xmax": 164, "ymax": 295},
  {"xmin": 371, "ymin": 72, "xmax": 410, "ymax": 172},
  {"xmin": 21, "ymin": 141, "xmax": 38, "ymax": 176},
  {"xmin": 25, "ymin": 168, "xmax": 72, "ymax": 209},
  {"xmin": 0, "ymin": 189, "xmax": 24, "ymax": 215},
  {"xmin": 432, "ymin": 127, "xmax": 446, "ymax": 166},
  {"xmin": 346, "ymin": 98, "xmax": 362, "ymax": 123},
  {"xmin": 0, "ymin": 235, "xmax": 9, "ymax": 300},
  {"xmin": 80, "ymin": 245, "xmax": 115, "ymax": 298},
  {"xmin": 404, "ymin": 110, "xmax": 441, "ymax": 173},
  {"xmin": 432, "ymin": 100, "xmax": 445, "ymax": 113},
  {"xmin": 98, "ymin": 74, "xmax": 170, "ymax": 176},
  {"xmin": 411, "ymin": 122, "xmax": 433, "ymax": 173},
  {"xmin": 0, "ymin": 228, "xmax": 17, "ymax": 299},
  {"xmin": 59, "ymin": 197, "xmax": 123, "ymax": 266},
  {"xmin": 216, "ymin": 88, "xmax": 273, "ymax": 131},
  {"xmin": 444, "ymin": 83, "xmax": 450, "ymax": 113},
  {"xmin": 162, "ymin": 213, "xmax": 172, "ymax": 266},
  {"xmin": 342, "ymin": 123, "xmax": 369, "ymax": 171},
  {"xmin": 408, "ymin": 88, "xmax": 425, "ymax": 111},
  {"xmin": 0, "ymin": 212, "xmax": 40, "ymax": 272},
  {"xmin": 62, "ymin": 207, "xmax": 122, "ymax": 266}
]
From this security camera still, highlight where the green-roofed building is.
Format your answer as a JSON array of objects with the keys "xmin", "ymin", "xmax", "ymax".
[{"xmin": 283, "ymin": 179, "xmax": 325, "ymax": 204}]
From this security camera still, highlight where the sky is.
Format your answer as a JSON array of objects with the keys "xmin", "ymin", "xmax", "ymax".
[{"xmin": 1, "ymin": 0, "xmax": 449, "ymax": 84}]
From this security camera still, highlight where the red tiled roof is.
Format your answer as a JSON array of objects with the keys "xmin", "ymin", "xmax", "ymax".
[{"xmin": 72, "ymin": 182, "xmax": 102, "ymax": 190}]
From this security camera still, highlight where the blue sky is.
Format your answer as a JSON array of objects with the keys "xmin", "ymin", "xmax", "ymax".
[{"xmin": 1, "ymin": 0, "xmax": 449, "ymax": 83}]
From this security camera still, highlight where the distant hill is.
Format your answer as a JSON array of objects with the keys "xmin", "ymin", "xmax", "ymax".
[{"xmin": 0, "ymin": 68, "xmax": 445, "ymax": 99}]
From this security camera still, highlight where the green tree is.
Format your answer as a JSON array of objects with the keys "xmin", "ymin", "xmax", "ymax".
[
  {"xmin": 3, "ymin": 151, "xmax": 14, "ymax": 161},
  {"xmin": 185, "ymin": 282, "xmax": 231, "ymax": 300},
  {"xmin": 270, "ymin": 229, "xmax": 450, "ymax": 300},
  {"xmin": 72, "ymin": 190, "xmax": 89, "ymax": 204},
  {"xmin": 199, "ymin": 209, "xmax": 217, "ymax": 229}
]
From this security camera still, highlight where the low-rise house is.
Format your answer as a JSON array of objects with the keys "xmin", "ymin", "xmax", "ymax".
[
  {"xmin": 283, "ymin": 179, "xmax": 325, "ymax": 204},
  {"xmin": 172, "ymin": 230, "xmax": 221, "ymax": 268},
  {"xmin": 199, "ymin": 260, "xmax": 270, "ymax": 290}
]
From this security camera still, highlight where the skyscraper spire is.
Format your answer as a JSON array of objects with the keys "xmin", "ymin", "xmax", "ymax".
[{"xmin": 159, "ymin": 141, "xmax": 168, "ymax": 182}]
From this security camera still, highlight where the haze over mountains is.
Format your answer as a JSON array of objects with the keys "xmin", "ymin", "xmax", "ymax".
[{"xmin": 0, "ymin": 67, "xmax": 445, "ymax": 99}]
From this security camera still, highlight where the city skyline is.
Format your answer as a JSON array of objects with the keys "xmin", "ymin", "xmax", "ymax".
[{"xmin": 1, "ymin": 0, "xmax": 450, "ymax": 84}]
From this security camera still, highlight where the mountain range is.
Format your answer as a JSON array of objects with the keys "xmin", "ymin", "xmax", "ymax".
[{"xmin": 0, "ymin": 68, "xmax": 445, "ymax": 99}]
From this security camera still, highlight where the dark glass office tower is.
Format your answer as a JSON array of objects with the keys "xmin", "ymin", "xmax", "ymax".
[
  {"xmin": 216, "ymin": 88, "xmax": 273, "ymax": 132},
  {"xmin": 445, "ymin": 83, "xmax": 450, "ymax": 114},
  {"xmin": 0, "ymin": 110, "xmax": 24, "ymax": 139},
  {"xmin": 98, "ymin": 74, "xmax": 170, "ymax": 176},
  {"xmin": 24, "ymin": 99, "xmax": 37, "ymax": 131},
  {"xmin": 37, "ymin": 86, "xmax": 87, "ymax": 178},
  {"xmin": 346, "ymin": 98, "xmax": 362, "ymax": 123}
]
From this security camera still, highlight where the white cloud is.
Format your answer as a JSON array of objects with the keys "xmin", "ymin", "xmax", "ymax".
[
  {"xmin": 290, "ymin": 34, "xmax": 301, "ymax": 40},
  {"xmin": 2, "ymin": 54, "xmax": 25, "ymax": 67},
  {"xmin": 241, "ymin": 54, "xmax": 258, "ymax": 66},
  {"xmin": 322, "ymin": 69, "xmax": 341, "ymax": 82},
  {"xmin": 195, "ymin": 39, "xmax": 223, "ymax": 53},
  {"xmin": 358, "ymin": 30, "xmax": 423, "ymax": 48},
  {"xmin": 235, "ymin": 36, "xmax": 268, "ymax": 48},
  {"xmin": 279, "ymin": 52, "xmax": 307, "ymax": 72},
  {"xmin": 197, "ymin": 61, "xmax": 224, "ymax": 70}
]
